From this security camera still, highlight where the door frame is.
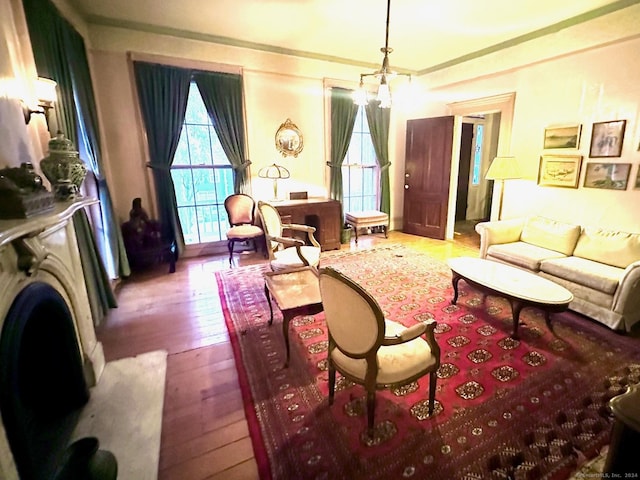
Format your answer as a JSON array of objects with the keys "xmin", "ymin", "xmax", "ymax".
[{"xmin": 445, "ymin": 92, "xmax": 516, "ymax": 240}]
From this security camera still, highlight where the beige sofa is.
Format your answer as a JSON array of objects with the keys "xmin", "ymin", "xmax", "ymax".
[{"xmin": 475, "ymin": 216, "xmax": 640, "ymax": 332}]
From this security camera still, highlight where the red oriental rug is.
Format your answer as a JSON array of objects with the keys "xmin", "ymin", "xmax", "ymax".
[{"xmin": 215, "ymin": 245, "xmax": 640, "ymax": 480}]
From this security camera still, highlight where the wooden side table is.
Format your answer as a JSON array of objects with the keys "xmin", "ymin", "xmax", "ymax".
[
  {"xmin": 605, "ymin": 383, "xmax": 640, "ymax": 474},
  {"xmin": 263, "ymin": 267, "xmax": 323, "ymax": 367}
]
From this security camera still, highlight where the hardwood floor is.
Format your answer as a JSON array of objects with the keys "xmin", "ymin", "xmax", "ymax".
[{"xmin": 96, "ymin": 230, "xmax": 480, "ymax": 479}]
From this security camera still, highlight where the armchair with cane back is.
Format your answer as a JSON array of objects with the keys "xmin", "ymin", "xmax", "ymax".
[
  {"xmin": 318, "ymin": 266, "xmax": 441, "ymax": 438},
  {"xmin": 257, "ymin": 200, "xmax": 321, "ymax": 271}
]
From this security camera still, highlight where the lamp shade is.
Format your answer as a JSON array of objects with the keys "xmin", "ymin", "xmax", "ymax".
[
  {"xmin": 485, "ymin": 156, "xmax": 521, "ymax": 180},
  {"xmin": 35, "ymin": 77, "xmax": 57, "ymax": 107},
  {"xmin": 258, "ymin": 164, "xmax": 290, "ymax": 179}
]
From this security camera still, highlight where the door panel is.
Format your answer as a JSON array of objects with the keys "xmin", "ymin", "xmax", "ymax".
[{"xmin": 403, "ymin": 116, "xmax": 454, "ymax": 240}]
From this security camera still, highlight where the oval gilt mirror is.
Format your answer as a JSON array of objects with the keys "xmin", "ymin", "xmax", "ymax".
[{"xmin": 275, "ymin": 118, "xmax": 303, "ymax": 157}]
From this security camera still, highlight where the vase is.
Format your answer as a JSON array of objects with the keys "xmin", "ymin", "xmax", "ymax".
[
  {"xmin": 40, "ymin": 132, "xmax": 87, "ymax": 201},
  {"xmin": 340, "ymin": 225, "xmax": 352, "ymax": 244}
]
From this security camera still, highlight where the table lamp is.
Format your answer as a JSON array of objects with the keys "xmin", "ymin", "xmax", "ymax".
[{"xmin": 258, "ymin": 163, "xmax": 290, "ymax": 201}]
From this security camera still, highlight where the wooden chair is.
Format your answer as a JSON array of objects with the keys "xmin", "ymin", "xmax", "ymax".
[
  {"xmin": 318, "ymin": 266, "xmax": 441, "ymax": 438},
  {"xmin": 257, "ymin": 200, "xmax": 321, "ymax": 271},
  {"xmin": 224, "ymin": 194, "xmax": 264, "ymax": 265}
]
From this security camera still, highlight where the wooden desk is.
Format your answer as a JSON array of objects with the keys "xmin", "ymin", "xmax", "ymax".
[{"xmin": 274, "ymin": 198, "xmax": 341, "ymax": 251}]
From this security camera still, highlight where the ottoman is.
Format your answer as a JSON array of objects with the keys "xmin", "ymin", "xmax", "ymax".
[{"xmin": 345, "ymin": 210, "xmax": 389, "ymax": 244}]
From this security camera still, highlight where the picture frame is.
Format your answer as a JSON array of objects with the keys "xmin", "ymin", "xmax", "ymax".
[
  {"xmin": 634, "ymin": 166, "xmax": 640, "ymax": 190},
  {"xmin": 583, "ymin": 163, "xmax": 631, "ymax": 190},
  {"xmin": 537, "ymin": 155, "xmax": 583, "ymax": 188},
  {"xmin": 543, "ymin": 124, "xmax": 581, "ymax": 149},
  {"xmin": 589, "ymin": 120, "xmax": 626, "ymax": 158}
]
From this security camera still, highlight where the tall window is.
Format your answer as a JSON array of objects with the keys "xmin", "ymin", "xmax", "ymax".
[
  {"xmin": 342, "ymin": 107, "xmax": 379, "ymax": 212},
  {"xmin": 471, "ymin": 124, "xmax": 484, "ymax": 185},
  {"xmin": 171, "ymin": 82, "xmax": 234, "ymax": 245}
]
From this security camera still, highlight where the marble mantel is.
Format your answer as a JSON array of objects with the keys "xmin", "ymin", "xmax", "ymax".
[{"xmin": 0, "ymin": 198, "xmax": 105, "ymax": 480}]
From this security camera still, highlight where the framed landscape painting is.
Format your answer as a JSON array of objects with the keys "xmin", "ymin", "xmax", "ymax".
[
  {"xmin": 537, "ymin": 155, "xmax": 582, "ymax": 188},
  {"xmin": 583, "ymin": 163, "xmax": 631, "ymax": 190},
  {"xmin": 589, "ymin": 120, "xmax": 626, "ymax": 157},
  {"xmin": 543, "ymin": 124, "xmax": 581, "ymax": 149}
]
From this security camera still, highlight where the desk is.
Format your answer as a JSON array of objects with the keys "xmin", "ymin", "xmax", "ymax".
[
  {"xmin": 274, "ymin": 198, "xmax": 341, "ymax": 251},
  {"xmin": 263, "ymin": 267, "xmax": 323, "ymax": 368}
]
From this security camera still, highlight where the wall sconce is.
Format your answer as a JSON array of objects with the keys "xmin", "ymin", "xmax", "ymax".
[
  {"xmin": 23, "ymin": 77, "xmax": 57, "ymax": 126},
  {"xmin": 258, "ymin": 163, "xmax": 290, "ymax": 201}
]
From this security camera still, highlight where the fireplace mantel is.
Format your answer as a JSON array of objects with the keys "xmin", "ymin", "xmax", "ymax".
[
  {"xmin": 0, "ymin": 197, "xmax": 105, "ymax": 480},
  {"xmin": 0, "ymin": 198, "xmax": 98, "ymax": 248}
]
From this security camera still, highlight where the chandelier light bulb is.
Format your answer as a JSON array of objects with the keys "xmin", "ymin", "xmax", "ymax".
[{"xmin": 377, "ymin": 79, "xmax": 392, "ymax": 108}]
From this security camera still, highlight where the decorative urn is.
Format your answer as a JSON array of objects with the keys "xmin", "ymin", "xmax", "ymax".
[{"xmin": 40, "ymin": 132, "xmax": 87, "ymax": 201}]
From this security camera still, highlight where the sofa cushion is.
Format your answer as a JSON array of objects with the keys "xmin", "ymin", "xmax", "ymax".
[
  {"xmin": 487, "ymin": 242, "xmax": 567, "ymax": 271},
  {"xmin": 520, "ymin": 216, "xmax": 581, "ymax": 256},
  {"xmin": 539, "ymin": 256, "xmax": 623, "ymax": 294},
  {"xmin": 573, "ymin": 227, "xmax": 640, "ymax": 269}
]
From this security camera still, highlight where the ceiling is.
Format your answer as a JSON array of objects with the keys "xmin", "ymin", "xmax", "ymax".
[{"xmin": 67, "ymin": 0, "xmax": 635, "ymax": 74}]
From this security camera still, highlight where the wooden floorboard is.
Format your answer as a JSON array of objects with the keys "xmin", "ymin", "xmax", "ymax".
[{"xmin": 97, "ymin": 230, "xmax": 480, "ymax": 479}]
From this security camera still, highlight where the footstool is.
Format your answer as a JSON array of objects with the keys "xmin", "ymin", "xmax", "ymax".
[{"xmin": 345, "ymin": 210, "xmax": 389, "ymax": 244}]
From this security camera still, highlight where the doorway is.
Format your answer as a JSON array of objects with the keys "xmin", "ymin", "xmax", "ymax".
[
  {"xmin": 447, "ymin": 92, "xmax": 516, "ymax": 241},
  {"xmin": 453, "ymin": 113, "xmax": 501, "ymax": 247}
]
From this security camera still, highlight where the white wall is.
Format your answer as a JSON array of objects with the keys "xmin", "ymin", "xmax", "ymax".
[
  {"xmin": 87, "ymin": 26, "xmax": 370, "ymax": 222},
  {"xmin": 422, "ymin": 36, "xmax": 640, "ymax": 232}
]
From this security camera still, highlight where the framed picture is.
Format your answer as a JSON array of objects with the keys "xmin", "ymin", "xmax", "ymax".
[
  {"xmin": 583, "ymin": 163, "xmax": 631, "ymax": 190},
  {"xmin": 634, "ymin": 166, "xmax": 640, "ymax": 189},
  {"xmin": 543, "ymin": 124, "xmax": 581, "ymax": 149},
  {"xmin": 589, "ymin": 120, "xmax": 626, "ymax": 157},
  {"xmin": 537, "ymin": 155, "xmax": 583, "ymax": 188}
]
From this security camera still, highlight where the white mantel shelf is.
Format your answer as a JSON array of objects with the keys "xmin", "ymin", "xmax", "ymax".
[{"xmin": 0, "ymin": 197, "xmax": 98, "ymax": 249}]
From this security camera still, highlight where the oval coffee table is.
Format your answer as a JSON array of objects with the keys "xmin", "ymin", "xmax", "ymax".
[{"xmin": 447, "ymin": 257, "xmax": 574, "ymax": 339}]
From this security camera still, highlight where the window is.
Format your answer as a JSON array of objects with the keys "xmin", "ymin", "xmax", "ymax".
[
  {"xmin": 342, "ymin": 107, "xmax": 379, "ymax": 212},
  {"xmin": 471, "ymin": 124, "xmax": 484, "ymax": 185},
  {"xmin": 171, "ymin": 82, "xmax": 234, "ymax": 245}
]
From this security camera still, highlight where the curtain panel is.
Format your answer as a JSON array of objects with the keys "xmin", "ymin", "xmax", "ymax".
[
  {"xmin": 132, "ymin": 61, "xmax": 191, "ymax": 255},
  {"xmin": 22, "ymin": 0, "xmax": 117, "ymax": 325},
  {"xmin": 328, "ymin": 87, "xmax": 358, "ymax": 221},
  {"xmin": 194, "ymin": 71, "xmax": 250, "ymax": 194},
  {"xmin": 364, "ymin": 101, "xmax": 391, "ymax": 214}
]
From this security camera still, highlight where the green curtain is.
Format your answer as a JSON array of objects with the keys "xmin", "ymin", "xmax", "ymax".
[
  {"xmin": 328, "ymin": 87, "xmax": 358, "ymax": 220},
  {"xmin": 73, "ymin": 210, "xmax": 117, "ymax": 324},
  {"xmin": 132, "ymin": 61, "xmax": 191, "ymax": 255},
  {"xmin": 365, "ymin": 101, "xmax": 391, "ymax": 214},
  {"xmin": 194, "ymin": 72, "xmax": 250, "ymax": 194},
  {"xmin": 61, "ymin": 17, "xmax": 131, "ymax": 280},
  {"xmin": 23, "ymin": 0, "xmax": 117, "ymax": 325},
  {"xmin": 22, "ymin": 0, "xmax": 76, "ymax": 143}
]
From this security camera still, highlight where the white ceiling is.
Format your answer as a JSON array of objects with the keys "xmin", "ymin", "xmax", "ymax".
[{"xmin": 67, "ymin": 0, "xmax": 633, "ymax": 73}]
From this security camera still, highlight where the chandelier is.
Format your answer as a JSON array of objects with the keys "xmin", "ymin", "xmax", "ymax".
[{"xmin": 353, "ymin": 0, "xmax": 411, "ymax": 108}]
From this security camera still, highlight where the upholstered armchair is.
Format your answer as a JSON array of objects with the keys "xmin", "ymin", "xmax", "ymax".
[
  {"xmin": 224, "ymin": 194, "xmax": 264, "ymax": 265},
  {"xmin": 257, "ymin": 201, "xmax": 321, "ymax": 271},
  {"xmin": 318, "ymin": 266, "xmax": 441, "ymax": 438}
]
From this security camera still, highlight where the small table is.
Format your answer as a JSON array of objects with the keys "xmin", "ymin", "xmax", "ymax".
[
  {"xmin": 263, "ymin": 266, "xmax": 323, "ymax": 367},
  {"xmin": 605, "ymin": 383, "xmax": 640, "ymax": 474},
  {"xmin": 447, "ymin": 257, "xmax": 573, "ymax": 339}
]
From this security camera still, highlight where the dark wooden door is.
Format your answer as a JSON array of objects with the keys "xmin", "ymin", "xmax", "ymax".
[
  {"xmin": 403, "ymin": 116, "xmax": 454, "ymax": 240},
  {"xmin": 455, "ymin": 123, "xmax": 474, "ymax": 221}
]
